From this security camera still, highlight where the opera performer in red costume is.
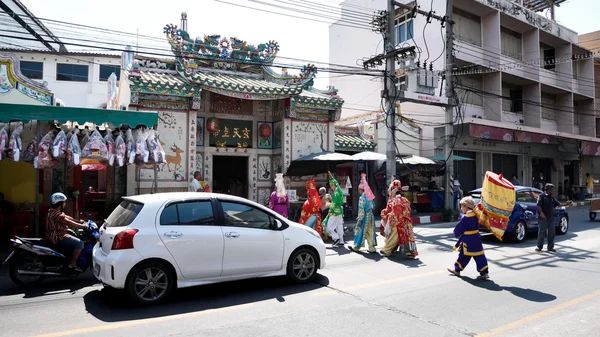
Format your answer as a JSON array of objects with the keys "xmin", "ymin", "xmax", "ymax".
[{"xmin": 298, "ymin": 179, "xmax": 323, "ymax": 236}]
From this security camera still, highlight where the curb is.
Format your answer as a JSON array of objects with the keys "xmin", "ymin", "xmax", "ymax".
[{"xmin": 412, "ymin": 214, "xmax": 443, "ymax": 224}]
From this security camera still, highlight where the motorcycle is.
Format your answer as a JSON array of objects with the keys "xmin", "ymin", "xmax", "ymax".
[{"xmin": 3, "ymin": 220, "xmax": 100, "ymax": 287}]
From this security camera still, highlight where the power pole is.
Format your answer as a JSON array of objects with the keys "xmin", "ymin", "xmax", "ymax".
[
  {"xmin": 444, "ymin": 0, "xmax": 455, "ymax": 210},
  {"xmin": 385, "ymin": 0, "xmax": 397, "ymax": 187}
]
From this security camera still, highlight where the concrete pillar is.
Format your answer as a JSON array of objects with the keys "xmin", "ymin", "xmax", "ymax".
[
  {"xmin": 476, "ymin": 151, "xmax": 493, "ymax": 187},
  {"xmin": 557, "ymin": 93, "xmax": 574, "ymax": 134},
  {"xmin": 578, "ymin": 99, "xmax": 595, "ymax": 137},
  {"xmin": 523, "ymin": 82, "xmax": 542, "ymax": 128},
  {"xmin": 483, "ymin": 72, "xmax": 503, "ymax": 122}
]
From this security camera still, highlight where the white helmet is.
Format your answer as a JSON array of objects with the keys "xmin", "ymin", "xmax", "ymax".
[{"xmin": 50, "ymin": 192, "xmax": 67, "ymax": 205}]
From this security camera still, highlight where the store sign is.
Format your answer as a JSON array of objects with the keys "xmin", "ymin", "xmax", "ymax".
[
  {"xmin": 514, "ymin": 131, "xmax": 551, "ymax": 144},
  {"xmin": 469, "ymin": 124, "xmax": 513, "ymax": 142},
  {"xmin": 208, "ymin": 119, "xmax": 253, "ymax": 148},
  {"xmin": 581, "ymin": 141, "xmax": 600, "ymax": 157}
]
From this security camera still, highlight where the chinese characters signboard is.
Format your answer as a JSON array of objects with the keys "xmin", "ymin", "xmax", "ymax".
[{"xmin": 208, "ymin": 119, "xmax": 253, "ymax": 148}]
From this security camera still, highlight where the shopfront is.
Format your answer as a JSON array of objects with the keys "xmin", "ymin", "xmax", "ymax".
[{"xmin": 0, "ymin": 52, "xmax": 158, "ymax": 239}]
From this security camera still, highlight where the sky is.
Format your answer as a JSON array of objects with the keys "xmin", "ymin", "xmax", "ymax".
[{"xmin": 21, "ymin": 0, "xmax": 600, "ymax": 89}]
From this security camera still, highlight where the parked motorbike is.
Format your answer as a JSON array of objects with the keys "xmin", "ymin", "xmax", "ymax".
[{"xmin": 3, "ymin": 220, "xmax": 100, "ymax": 287}]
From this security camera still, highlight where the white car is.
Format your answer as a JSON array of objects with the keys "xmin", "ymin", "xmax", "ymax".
[{"xmin": 92, "ymin": 192, "xmax": 326, "ymax": 305}]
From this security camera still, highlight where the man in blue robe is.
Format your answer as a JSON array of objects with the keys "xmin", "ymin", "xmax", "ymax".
[{"xmin": 447, "ymin": 196, "xmax": 490, "ymax": 280}]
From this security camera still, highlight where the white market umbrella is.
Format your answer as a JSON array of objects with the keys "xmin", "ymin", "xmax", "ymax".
[{"xmin": 351, "ymin": 151, "xmax": 387, "ymax": 161}]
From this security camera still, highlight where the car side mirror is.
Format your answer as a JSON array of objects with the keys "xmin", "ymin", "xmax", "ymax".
[{"xmin": 271, "ymin": 219, "xmax": 283, "ymax": 230}]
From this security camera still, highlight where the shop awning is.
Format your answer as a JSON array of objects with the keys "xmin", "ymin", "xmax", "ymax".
[
  {"xmin": 428, "ymin": 154, "xmax": 474, "ymax": 161},
  {"xmin": 0, "ymin": 103, "xmax": 158, "ymax": 126}
]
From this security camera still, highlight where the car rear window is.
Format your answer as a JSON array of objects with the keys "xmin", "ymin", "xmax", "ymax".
[{"xmin": 105, "ymin": 200, "xmax": 144, "ymax": 227}]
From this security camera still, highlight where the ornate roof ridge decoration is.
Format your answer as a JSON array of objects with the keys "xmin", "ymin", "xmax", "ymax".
[
  {"xmin": 164, "ymin": 24, "xmax": 279, "ymax": 75},
  {"xmin": 128, "ymin": 69, "xmax": 200, "ymax": 97},
  {"xmin": 335, "ymin": 125, "xmax": 360, "ymax": 135},
  {"xmin": 0, "ymin": 52, "xmax": 53, "ymax": 105},
  {"xmin": 291, "ymin": 87, "xmax": 344, "ymax": 111},
  {"xmin": 309, "ymin": 85, "xmax": 339, "ymax": 95},
  {"xmin": 262, "ymin": 64, "xmax": 318, "ymax": 88},
  {"xmin": 336, "ymin": 110, "xmax": 383, "ymax": 126}
]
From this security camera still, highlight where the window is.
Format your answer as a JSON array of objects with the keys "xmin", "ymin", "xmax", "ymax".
[
  {"xmin": 453, "ymin": 7, "xmax": 482, "ymax": 47},
  {"xmin": 501, "ymin": 27, "xmax": 522, "ymax": 60},
  {"xmin": 20, "ymin": 61, "xmax": 43, "ymax": 80},
  {"xmin": 542, "ymin": 47, "xmax": 556, "ymax": 70},
  {"xmin": 99, "ymin": 64, "xmax": 121, "ymax": 81},
  {"xmin": 394, "ymin": 15, "xmax": 414, "ymax": 45},
  {"xmin": 220, "ymin": 201, "xmax": 272, "ymax": 229},
  {"xmin": 159, "ymin": 201, "xmax": 215, "ymax": 226},
  {"xmin": 516, "ymin": 191, "xmax": 536, "ymax": 203},
  {"xmin": 105, "ymin": 200, "xmax": 144, "ymax": 227},
  {"xmin": 56, "ymin": 63, "xmax": 89, "ymax": 82}
]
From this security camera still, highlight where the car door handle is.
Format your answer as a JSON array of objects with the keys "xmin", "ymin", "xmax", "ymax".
[
  {"xmin": 225, "ymin": 232, "xmax": 240, "ymax": 238},
  {"xmin": 164, "ymin": 231, "xmax": 183, "ymax": 238}
]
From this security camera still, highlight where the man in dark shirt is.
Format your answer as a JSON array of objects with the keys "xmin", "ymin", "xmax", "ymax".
[{"xmin": 536, "ymin": 183, "xmax": 560, "ymax": 252}]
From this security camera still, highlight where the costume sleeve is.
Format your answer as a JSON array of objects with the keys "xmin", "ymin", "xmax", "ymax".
[
  {"xmin": 268, "ymin": 193, "xmax": 275, "ymax": 210},
  {"xmin": 357, "ymin": 196, "xmax": 366, "ymax": 221},
  {"xmin": 453, "ymin": 217, "xmax": 467, "ymax": 238},
  {"xmin": 299, "ymin": 200, "xmax": 310, "ymax": 224},
  {"xmin": 553, "ymin": 197, "xmax": 560, "ymax": 208},
  {"xmin": 333, "ymin": 188, "xmax": 344, "ymax": 207}
]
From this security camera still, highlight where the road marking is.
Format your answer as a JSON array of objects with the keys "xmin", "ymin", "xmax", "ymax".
[
  {"xmin": 476, "ymin": 289, "xmax": 600, "ymax": 337},
  {"xmin": 31, "ymin": 303, "xmax": 254, "ymax": 337},
  {"xmin": 312, "ymin": 270, "xmax": 446, "ymax": 296}
]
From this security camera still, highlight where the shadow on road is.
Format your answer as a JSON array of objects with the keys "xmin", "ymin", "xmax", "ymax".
[
  {"xmin": 459, "ymin": 277, "xmax": 557, "ymax": 303},
  {"xmin": 0, "ymin": 271, "xmax": 98, "ymax": 298},
  {"xmin": 82, "ymin": 274, "xmax": 330, "ymax": 323}
]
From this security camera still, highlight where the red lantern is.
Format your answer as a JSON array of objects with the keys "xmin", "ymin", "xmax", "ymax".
[
  {"xmin": 259, "ymin": 123, "xmax": 272, "ymax": 138},
  {"xmin": 206, "ymin": 118, "xmax": 219, "ymax": 134}
]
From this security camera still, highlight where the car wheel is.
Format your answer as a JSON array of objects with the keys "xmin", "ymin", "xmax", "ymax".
[
  {"xmin": 126, "ymin": 261, "xmax": 174, "ymax": 305},
  {"xmin": 510, "ymin": 221, "xmax": 527, "ymax": 243},
  {"xmin": 287, "ymin": 248, "xmax": 318, "ymax": 283},
  {"xmin": 589, "ymin": 212, "xmax": 596, "ymax": 221},
  {"xmin": 556, "ymin": 216, "xmax": 568, "ymax": 235}
]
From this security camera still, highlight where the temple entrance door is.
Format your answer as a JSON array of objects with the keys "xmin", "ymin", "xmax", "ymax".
[{"xmin": 213, "ymin": 155, "xmax": 249, "ymax": 198}]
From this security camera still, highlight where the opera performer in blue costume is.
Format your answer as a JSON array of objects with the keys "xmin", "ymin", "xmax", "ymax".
[{"xmin": 447, "ymin": 196, "xmax": 490, "ymax": 280}]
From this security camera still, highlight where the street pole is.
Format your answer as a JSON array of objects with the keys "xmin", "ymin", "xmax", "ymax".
[
  {"xmin": 385, "ymin": 0, "xmax": 397, "ymax": 188},
  {"xmin": 444, "ymin": 0, "xmax": 455, "ymax": 210}
]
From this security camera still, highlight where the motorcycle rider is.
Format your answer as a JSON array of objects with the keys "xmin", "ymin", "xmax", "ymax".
[{"xmin": 46, "ymin": 193, "xmax": 88, "ymax": 272}]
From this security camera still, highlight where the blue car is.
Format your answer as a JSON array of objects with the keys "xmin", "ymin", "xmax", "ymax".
[{"xmin": 467, "ymin": 186, "xmax": 569, "ymax": 243}]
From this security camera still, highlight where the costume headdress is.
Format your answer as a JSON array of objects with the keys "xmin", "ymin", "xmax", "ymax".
[
  {"xmin": 328, "ymin": 171, "xmax": 340, "ymax": 189},
  {"xmin": 306, "ymin": 179, "xmax": 322, "ymax": 208},
  {"xmin": 359, "ymin": 173, "xmax": 376, "ymax": 201},
  {"xmin": 274, "ymin": 173, "xmax": 286, "ymax": 198},
  {"xmin": 388, "ymin": 179, "xmax": 402, "ymax": 194}
]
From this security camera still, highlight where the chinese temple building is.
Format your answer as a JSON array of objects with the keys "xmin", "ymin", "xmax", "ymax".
[{"xmin": 117, "ymin": 16, "xmax": 344, "ymax": 204}]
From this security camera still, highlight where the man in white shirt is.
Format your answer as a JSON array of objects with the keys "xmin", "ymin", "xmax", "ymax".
[{"xmin": 189, "ymin": 171, "xmax": 204, "ymax": 192}]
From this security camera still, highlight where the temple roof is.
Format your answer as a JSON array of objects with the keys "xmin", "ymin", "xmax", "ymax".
[{"xmin": 335, "ymin": 134, "xmax": 376, "ymax": 152}]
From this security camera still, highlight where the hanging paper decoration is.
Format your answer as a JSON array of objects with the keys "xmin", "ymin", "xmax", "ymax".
[
  {"xmin": 52, "ymin": 130, "xmax": 68, "ymax": 159},
  {"xmin": 67, "ymin": 129, "xmax": 82, "ymax": 167},
  {"xmin": 473, "ymin": 171, "xmax": 515, "ymax": 241},
  {"xmin": 104, "ymin": 130, "xmax": 116, "ymax": 166},
  {"xmin": 81, "ymin": 128, "xmax": 108, "ymax": 162},
  {"xmin": 134, "ymin": 129, "xmax": 149, "ymax": 164},
  {"xmin": 147, "ymin": 129, "xmax": 166, "ymax": 164},
  {"xmin": 22, "ymin": 137, "xmax": 37, "ymax": 163},
  {"xmin": 126, "ymin": 129, "xmax": 136, "ymax": 165},
  {"xmin": 34, "ymin": 132, "xmax": 58, "ymax": 169},
  {"xmin": 0, "ymin": 125, "xmax": 8, "ymax": 161},
  {"xmin": 206, "ymin": 118, "xmax": 219, "ymax": 134},
  {"xmin": 115, "ymin": 131, "xmax": 127, "ymax": 167},
  {"xmin": 8, "ymin": 124, "xmax": 23, "ymax": 162}
]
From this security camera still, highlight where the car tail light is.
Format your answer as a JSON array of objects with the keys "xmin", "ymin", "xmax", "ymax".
[{"xmin": 111, "ymin": 229, "xmax": 139, "ymax": 250}]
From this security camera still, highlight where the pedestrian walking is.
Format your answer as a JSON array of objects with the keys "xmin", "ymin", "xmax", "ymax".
[
  {"xmin": 269, "ymin": 173, "xmax": 289, "ymax": 219},
  {"xmin": 448, "ymin": 196, "xmax": 490, "ymax": 280},
  {"xmin": 322, "ymin": 172, "xmax": 345, "ymax": 246},
  {"xmin": 536, "ymin": 183, "xmax": 560, "ymax": 252},
  {"xmin": 380, "ymin": 180, "xmax": 418, "ymax": 258},
  {"xmin": 298, "ymin": 179, "xmax": 323, "ymax": 236},
  {"xmin": 349, "ymin": 173, "xmax": 376, "ymax": 253},
  {"xmin": 586, "ymin": 173, "xmax": 594, "ymax": 198}
]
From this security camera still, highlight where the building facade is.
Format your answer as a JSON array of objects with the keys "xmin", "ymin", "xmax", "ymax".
[
  {"xmin": 331, "ymin": 0, "xmax": 597, "ymax": 196},
  {"xmin": 116, "ymin": 20, "xmax": 344, "ymax": 204}
]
